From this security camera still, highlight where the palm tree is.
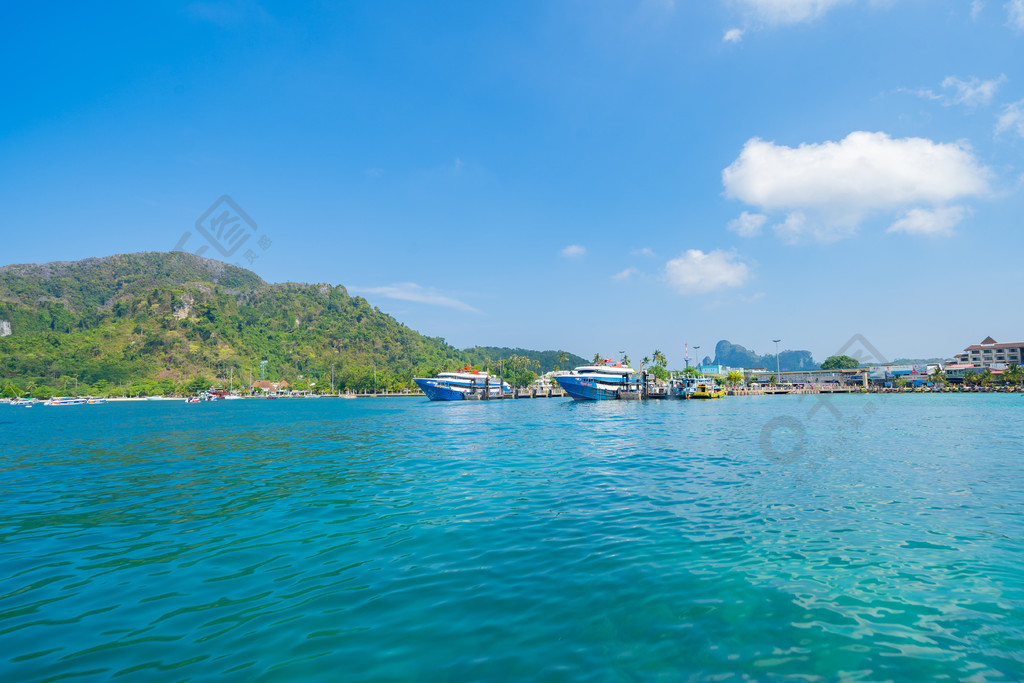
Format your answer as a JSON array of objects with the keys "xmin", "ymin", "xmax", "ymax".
[
  {"xmin": 962, "ymin": 370, "xmax": 977, "ymax": 387},
  {"xmin": 621, "ymin": 354, "xmax": 631, "ymax": 368},
  {"xmin": 725, "ymin": 370, "xmax": 744, "ymax": 387},
  {"xmin": 641, "ymin": 356, "xmax": 651, "ymax": 369},
  {"xmin": 652, "ymin": 349, "xmax": 668, "ymax": 368},
  {"xmin": 930, "ymin": 367, "xmax": 947, "ymax": 387},
  {"xmin": 592, "ymin": 352, "xmax": 602, "ymax": 364},
  {"xmin": 1006, "ymin": 363, "xmax": 1022, "ymax": 386},
  {"xmin": 980, "ymin": 368, "xmax": 993, "ymax": 387}
]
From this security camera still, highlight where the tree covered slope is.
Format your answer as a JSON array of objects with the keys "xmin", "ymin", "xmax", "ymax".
[{"xmin": 0, "ymin": 252, "xmax": 578, "ymax": 397}]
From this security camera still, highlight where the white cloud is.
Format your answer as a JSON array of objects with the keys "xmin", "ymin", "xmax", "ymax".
[
  {"xmin": 887, "ymin": 206, "xmax": 968, "ymax": 237},
  {"xmin": 940, "ymin": 75, "xmax": 1006, "ymax": 107},
  {"xmin": 733, "ymin": 0, "xmax": 853, "ymax": 25},
  {"xmin": 997, "ymin": 98, "xmax": 1024, "ymax": 137},
  {"xmin": 972, "ymin": 0, "xmax": 985, "ymax": 20},
  {"xmin": 632, "ymin": 247, "xmax": 656, "ymax": 257},
  {"xmin": 902, "ymin": 75, "xmax": 1005, "ymax": 108},
  {"xmin": 664, "ymin": 249, "xmax": 750, "ymax": 295},
  {"xmin": 727, "ymin": 211, "xmax": 768, "ymax": 237},
  {"xmin": 560, "ymin": 244, "xmax": 586, "ymax": 258},
  {"xmin": 350, "ymin": 283, "xmax": 480, "ymax": 313},
  {"xmin": 723, "ymin": 27, "xmax": 745, "ymax": 42},
  {"xmin": 612, "ymin": 268, "xmax": 637, "ymax": 281},
  {"xmin": 1008, "ymin": 0, "xmax": 1024, "ymax": 29},
  {"xmin": 722, "ymin": 131, "xmax": 991, "ymax": 242}
]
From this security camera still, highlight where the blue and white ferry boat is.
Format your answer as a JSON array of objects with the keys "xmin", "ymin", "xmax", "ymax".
[
  {"xmin": 414, "ymin": 367, "xmax": 512, "ymax": 401},
  {"xmin": 555, "ymin": 361, "xmax": 640, "ymax": 400}
]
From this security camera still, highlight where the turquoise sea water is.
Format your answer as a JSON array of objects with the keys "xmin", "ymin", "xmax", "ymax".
[{"xmin": 2, "ymin": 394, "xmax": 1023, "ymax": 681}]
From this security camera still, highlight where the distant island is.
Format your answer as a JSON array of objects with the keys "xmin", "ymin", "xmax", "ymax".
[
  {"xmin": 0, "ymin": 252, "xmax": 585, "ymax": 398},
  {"xmin": 711, "ymin": 340, "xmax": 818, "ymax": 372}
]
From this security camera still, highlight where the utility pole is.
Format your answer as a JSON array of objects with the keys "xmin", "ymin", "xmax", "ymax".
[
  {"xmin": 773, "ymin": 339, "xmax": 782, "ymax": 384},
  {"xmin": 373, "ymin": 360, "xmax": 377, "ymax": 395},
  {"xmin": 331, "ymin": 363, "xmax": 335, "ymax": 396}
]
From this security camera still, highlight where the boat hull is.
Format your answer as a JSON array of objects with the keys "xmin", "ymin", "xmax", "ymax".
[{"xmin": 415, "ymin": 379, "xmax": 467, "ymax": 401}]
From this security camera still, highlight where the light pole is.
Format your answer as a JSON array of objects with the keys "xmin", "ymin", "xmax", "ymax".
[
  {"xmin": 693, "ymin": 346, "xmax": 701, "ymax": 371},
  {"xmin": 773, "ymin": 339, "xmax": 781, "ymax": 384}
]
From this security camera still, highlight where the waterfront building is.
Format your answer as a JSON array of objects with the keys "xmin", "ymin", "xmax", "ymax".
[
  {"xmin": 251, "ymin": 380, "xmax": 290, "ymax": 394},
  {"xmin": 952, "ymin": 337, "xmax": 1024, "ymax": 368},
  {"xmin": 866, "ymin": 364, "xmax": 939, "ymax": 386},
  {"xmin": 942, "ymin": 364, "xmax": 982, "ymax": 382}
]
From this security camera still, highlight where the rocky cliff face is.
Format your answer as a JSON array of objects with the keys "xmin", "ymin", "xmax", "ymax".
[{"xmin": 712, "ymin": 340, "xmax": 817, "ymax": 371}]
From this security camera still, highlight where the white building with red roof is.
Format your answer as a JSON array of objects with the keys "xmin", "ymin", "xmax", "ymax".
[{"xmin": 952, "ymin": 337, "xmax": 1024, "ymax": 369}]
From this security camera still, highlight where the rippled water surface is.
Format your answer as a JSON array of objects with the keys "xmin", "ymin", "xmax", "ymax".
[{"xmin": 2, "ymin": 394, "xmax": 1024, "ymax": 680}]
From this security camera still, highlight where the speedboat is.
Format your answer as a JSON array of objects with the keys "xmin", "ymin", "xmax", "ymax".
[
  {"xmin": 555, "ymin": 361, "xmax": 640, "ymax": 400},
  {"xmin": 414, "ymin": 367, "xmax": 512, "ymax": 401}
]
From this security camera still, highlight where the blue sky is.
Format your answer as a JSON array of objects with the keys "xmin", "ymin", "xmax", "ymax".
[{"xmin": 2, "ymin": 0, "xmax": 1023, "ymax": 366}]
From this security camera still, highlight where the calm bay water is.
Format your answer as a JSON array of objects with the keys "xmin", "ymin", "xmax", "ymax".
[{"xmin": 2, "ymin": 394, "xmax": 1023, "ymax": 681}]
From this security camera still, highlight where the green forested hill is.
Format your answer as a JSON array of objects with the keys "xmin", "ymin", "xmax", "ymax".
[
  {"xmin": 462, "ymin": 347, "xmax": 587, "ymax": 373},
  {"xmin": 0, "ymin": 252, "xmax": 577, "ymax": 397}
]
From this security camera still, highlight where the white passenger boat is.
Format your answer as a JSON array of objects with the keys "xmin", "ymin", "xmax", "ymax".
[
  {"xmin": 555, "ymin": 361, "xmax": 640, "ymax": 400},
  {"xmin": 414, "ymin": 367, "xmax": 512, "ymax": 401}
]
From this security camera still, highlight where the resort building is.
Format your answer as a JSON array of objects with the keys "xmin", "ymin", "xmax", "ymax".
[
  {"xmin": 953, "ymin": 337, "xmax": 1024, "ymax": 368},
  {"xmin": 250, "ymin": 380, "xmax": 290, "ymax": 394}
]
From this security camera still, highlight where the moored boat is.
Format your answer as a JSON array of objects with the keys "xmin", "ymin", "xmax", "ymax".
[
  {"xmin": 414, "ymin": 367, "xmax": 512, "ymax": 401},
  {"xmin": 46, "ymin": 397, "xmax": 88, "ymax": 406},
  {"xmin": 667, "ymin": 373, "xmax": 723, "ymax": 399},
  {"xmin": 555, "ymin": 361, "xmax": 640, "ymax": 400}
]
